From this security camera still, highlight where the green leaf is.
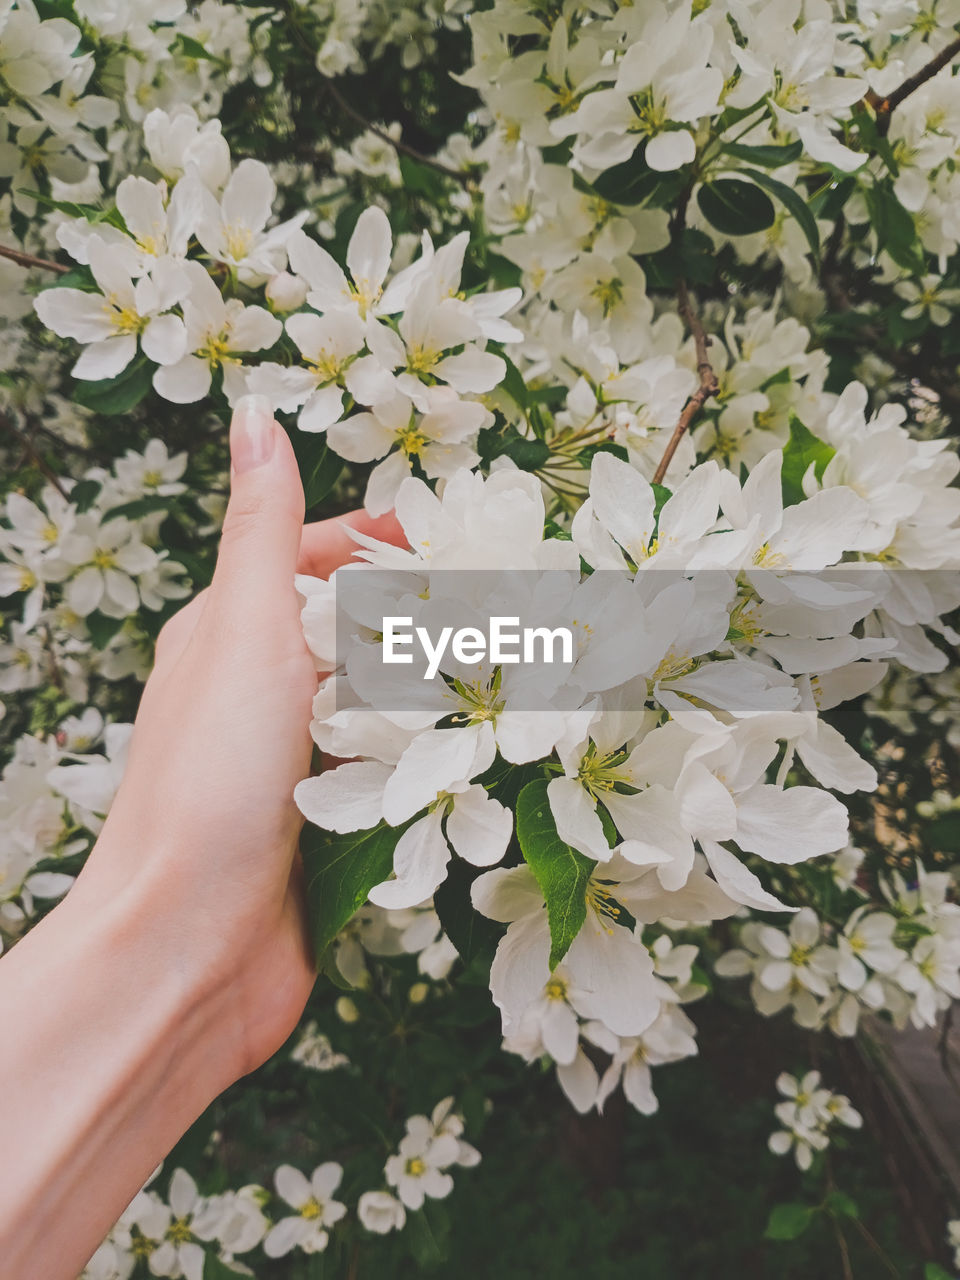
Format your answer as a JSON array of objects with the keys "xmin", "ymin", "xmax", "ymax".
[
  {"xmin": 585, "ymin": 441, "xmax": 629, "ymax": 466},
  {"xmin": 292, "ymin": 430, "xmax": 344, "ymax": 509},
  {"xmin": 516, "ymin": 779, "xmax": 595, "ymax": 970},
  {"xmin": 824, "ymin": 1190, "xmax": 859, "ymax": 1220},
  {"xmin": 174, "ymin": 32, "xmax": 222, "ymax": 62},
  {"xmin": 85, "ymin": 611, "xmax": 125, "ymax": 650},
  {"xmin": 863, "ymin": 182, "xmax": 925, "ymax": 274},
  {"xmin": 722, "ymin": 140, "xmax": 803, "ymax": 167},
  {"xmin": 302, "ymin": 819, "xmax": 411, "ymax": 964},
  {"xmin": 166, "ymin": 548, "xmax": 213, "ymax": 589},
  {"xmin": 812, "ymin": 176, "xmax": 856, "ymax": 221},
  {"xmin": 924, "ymin": 1264, "xmax": 955, "ymax": 1280},
  {"xmin": 204, "ymin": 1253, "xmax": 248, "ymax": 1279},
  {"xmin": 499, "ymin": 354, "xmax": 529, "ymax": 410},
  {"xmin": 781, "ymin": 413, "xmax": 836, "ymax": 505},
  {"xmin": 652, "ymin": 483, "xmax": 672, "ymax": 522},
  {"xmin": 18, "ymin": 190, "xmax": 127, "ymax": 230},
  {"xmin": 697, "ymin": 179, "xmax": 776, "ymax": 236},
  {"xmin": 39, "ymin": 265, "xmax": 96, "ymax": 292},
  {"xmin": 591, "ymin": 144, "xmax": 688, "ymax": 208},
  {"xmin": 850, "ymin": 105, "xmax": 898, "ymax": 176},
  {"xmin": 764, "ymin": 1203, "xmax": 816, "ymax": 1240},
  {"xmin": 433, "ymin": 855, "xmax": 503, "ymax": 967},
  {"xmin": 68, "ymin": 478, "xmax": 102, "ymax": 513},
  {"xmin": 477, "ymin": 424, "xmax": 550, "ymax": 472},
  {"xmin": 406, "ymin": 1199, "xmax": 451, "ymax": 1269},
  {"xmin": 101, "ymin": 496, "xmax": 173, "ymax": 524},
  {"xmin": 72, "ymin": 359, "xmax": 155, "ymax": 416},
  {"xmin": 477, "ymin": 757, "xmax": 544, "ymax": 814},
  {"xmin": 741, "ymin": 168, "xmax": 821, "ymax": 264},
  {"xmin": 923, "ymin": 813, "xmax": 960, "ymax": 852},
  {"xmin": 642, "ymin": 228, "xmax": 716, "ymax": 288},
  {"xmin": 399, "ymin": 153, "xmax": 447, "ymax": 198}
]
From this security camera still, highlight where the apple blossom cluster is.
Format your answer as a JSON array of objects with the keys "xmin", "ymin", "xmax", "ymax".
[
  {"xmin": 291, "ymin": 446, "xmax": 960, "ymax": 1110},
  {"xmin": 0, "ymin": 709, "xmax": 131, "ymax": 952},
  {"xmin": 0, "ymin": 440, "xmax": 188, "ymax": 629},
  {"xmin": 464, "ymin": 0, "xmax": 960, "ymax": 287},
  {"xmin": 32, "ymin": 154, "xmax": 517, "ymax": 513},
  {"xmin": 716, "ymin": 864, "xmax": 960, "ymax": 1035},
  {"xmin": 332, "ymin": 901, "xmax": 458, "ymax": 987},
  {"xmin": 768, "ymin": 1070, "xmax": 863, "ymax": 1172},
  {"xmin": 867, "ymin": 663, "xmax": 960, "ymax": 748},
  {"xmin": 83, "ymin": 1100, "xmax": 479, "ymax": 1276},
  {"xmin": 497, "ymin": 926, "xmax": 708, "ymax": 1115},
  {"xmin": 0, "ymin": 441, "xmax": 191, "ymax": 717}
]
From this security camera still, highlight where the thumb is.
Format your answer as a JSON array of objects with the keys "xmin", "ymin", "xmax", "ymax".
[{"xmin": 211, "ymin": 394, "xmax": 305, "ymax": 609}]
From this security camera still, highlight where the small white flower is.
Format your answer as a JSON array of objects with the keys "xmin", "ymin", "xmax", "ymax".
[
  {"xmin": 152, "ymin": 261, "xmax": 281, "ymax": 405},
  {"xmin": 385, "ymin": 1124, "xmax": 458, "ymax": 1211},
  {"xmin": 357, "ymin": 1190, "xmax": 406, "ymax": 1235},
  {"xmin": 34, "ymin": 238, "xmax": 187, "ymax": 380},
  {"xmin": 195, "ymin": 158, "xmax": 307, "ymax": 281},
  {"xmin": 262, "ymin": 1163, "xmax": 347, "ymax": 1258}
]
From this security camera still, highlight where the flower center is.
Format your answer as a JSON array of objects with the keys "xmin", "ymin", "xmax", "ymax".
[
  {"xmin": 199, "ymin": 333, "xmax": 234, "ymax": 366},
  {"xmin": 350, "ymin": 278, "xmax": 381, "ymax": 318},
  {"xmin": 106, "ymin": 298, "xmax": 145, "ymax": 336},
  {"xmin": 590, "ymin": 277, "xmax": 623, "ymax": 318},
  {"xmin": 130, "ymin": 1233, "xmax": 157, "ymax": 1259},
  {"xmin": 577, "ymin": 743, "xmax": 629, "ymax": 797},
  {"xmin": 585, "ymin": 878, "xmax": 624, "ymax": 933},
  {"xmin": 166, "ymin": 1217, "xmax": 193, "ymax": 1245},
  {"xmin": 307, "ymin": 351, "xmax": 344, "ymax": 382},
  {"xmin": 224, "ymin": 225, "xmax": 254, "ymax": 260},
  {"xmin": 752, "ymin": 541, "xmax": 786, "ymax": 568},
  {"xmin": 396, "ymin": 423, "xmax": 427, "ymax": 457},
  {"xmin": 544, "ymin": 976, "xmax": 568, "ymax": 1001},
  {"xmin": 407, "ymin": 344, "xmax": 440, "ymax": 374}
]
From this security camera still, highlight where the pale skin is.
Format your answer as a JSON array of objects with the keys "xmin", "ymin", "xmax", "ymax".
[{"xmin": 0, "ymin": 397, "xmax": 403, "ymax": 1279}]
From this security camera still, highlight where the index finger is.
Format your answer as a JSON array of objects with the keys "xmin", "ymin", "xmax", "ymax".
[{"xmin": 296, "ymin": 509, "xmax": 406, "ymax": 579}]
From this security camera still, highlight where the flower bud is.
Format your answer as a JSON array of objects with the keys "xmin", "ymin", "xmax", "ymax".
[
  {"xmin": 336, "ymin": 996, "xmax": 360, "ymax": 1023},
  {"xmin": 408, "ymin": 982, "xmax": 429, "ymax": 1004},
  {"xmin": 265, "ymin": 271, "xmax": 307, "ymax": 313}
]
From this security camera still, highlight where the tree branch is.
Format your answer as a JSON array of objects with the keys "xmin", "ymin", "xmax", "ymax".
[
  {"xmin": 322, "ymin": 79, "xmax": 472, "ymax": 185},
  {"xmin": 0, "ymin": 242, "xmax": 69, "ymax": 274},
  {"xmin": 870, "ymin": 34, "xmax": 960, "ymax": 134},
  {"xmin": 652, "ymin": 279, "xmax": 719, "ymax": 486},
  {"xmin": 0, "ymin": 411, "xmax": 70, "ymax": 498}
]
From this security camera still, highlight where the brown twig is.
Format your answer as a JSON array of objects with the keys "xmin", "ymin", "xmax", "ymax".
[
  {"xmin": 830, "ymin": 1212, "xmax": 855, "ymax": 1280},
  {"xmin": 872, "ymin": 34, "xmax": 960, "ymax": 134},
  {"xmin": 652, "ymin": 279, "xmax": 719, "ymax": 485},
  {"xmin": 322, "ymin": 79, "xmax": 471, "ymax": 185},
  {"xmin": 0, "ymin": 411, "xmax": 70, "ymax": 498},
  {"xmin": 0, "ymin": 242, "xmax": 69, "ymax": 274},
  {"xmin": 346, "ymin": 1241, "xmax": 360, "ymax": 1280},
  {"xmin": 850, "ymin": 1217, "xmax": 904, "ymax": 1278}
]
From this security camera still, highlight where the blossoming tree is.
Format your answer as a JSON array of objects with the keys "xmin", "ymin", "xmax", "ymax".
[{"xmin": 2, "ymin": 0, "xmax": 960, "ymax": 1273}]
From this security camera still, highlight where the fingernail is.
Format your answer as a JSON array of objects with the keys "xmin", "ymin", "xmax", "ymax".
[{"xmin": 231, "ymin": 395, "xmax": 276, "ymax": 472}]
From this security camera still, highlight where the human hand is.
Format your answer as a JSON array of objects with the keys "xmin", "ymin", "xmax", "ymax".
[{"xmin": 73, "ymin": 394, "xmax": 403, "ymax": 1084}]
